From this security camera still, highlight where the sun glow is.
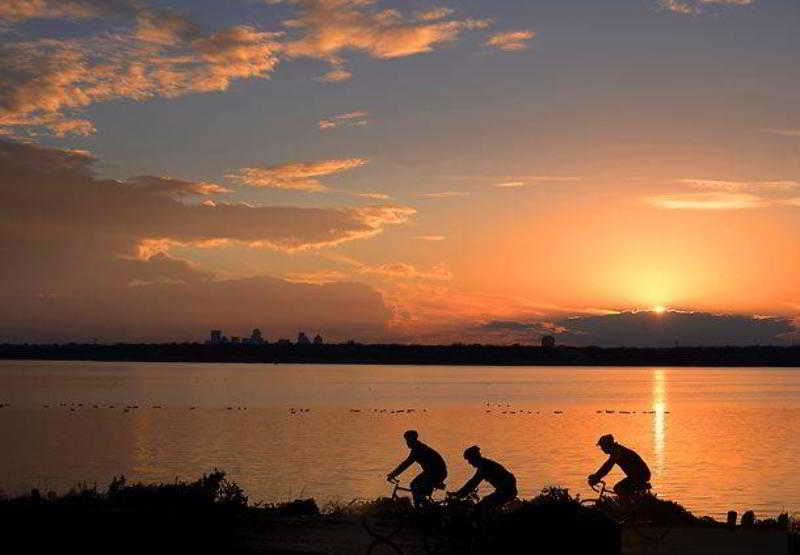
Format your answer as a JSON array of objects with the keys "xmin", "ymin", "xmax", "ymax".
[{"xmin": 653, "ymin": 305, "xmax": 667, "ymax": 314}]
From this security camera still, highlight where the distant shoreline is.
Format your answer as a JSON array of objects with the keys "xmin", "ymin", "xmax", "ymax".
[{"xmin": 1, "ymin": 343, "xmax": 799, "ymax": 367}]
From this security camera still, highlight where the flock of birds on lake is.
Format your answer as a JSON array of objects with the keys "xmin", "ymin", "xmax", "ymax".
[
  {"xmin": 0, "ymin": 402, "xmax": 250, "ymax": 412},
  {"xmin": 286, "ymin": 402, "xmax": 670, "ymax": 416},
  {"xmin": 0, "ymin": 402, "xmax": 669, "ymax": 415}
]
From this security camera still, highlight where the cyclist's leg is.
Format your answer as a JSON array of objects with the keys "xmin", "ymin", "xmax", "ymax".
[
  {"xmin": 475, "ymin": 488, "xmax": 514, "ymax": 517},
  {"xmin": 612, "ymin": 476, "xmax": 635, "ymax": 502},
  {"xmin": 411, "ymin": 472, "xmax": 434, "ymax": 507}
]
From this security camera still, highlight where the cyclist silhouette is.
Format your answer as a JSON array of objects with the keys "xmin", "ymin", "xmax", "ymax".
[
  {"xmin": 589, "ymin": 434, "xmax": 651, "ymax": 500},
  {"xmin": 387, "ymin": 430, "xmax": 447, "ymax": 507},
  {"xmin": 450, "ymin": 446, "xmax": 517, "ymax": 515}
]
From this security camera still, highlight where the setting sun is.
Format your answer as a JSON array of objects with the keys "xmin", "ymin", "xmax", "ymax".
[{"xmin": 653, "ymin": 305, "xmax": 667, "ymax": 314}]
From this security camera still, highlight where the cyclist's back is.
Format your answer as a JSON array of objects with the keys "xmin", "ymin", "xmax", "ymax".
[
  {"xmin": 471, "ymin": 457, "xmax": 516, "ymax": 492},
  {"xmin": 452, "ymin": 446, "xmax": 517, "ymax": 515},
  {"xmin": 610, "ymin": 442, "xmax": 650, "ymax": 483},
  {"xmin": 590, "ymin": 434, "xmax": 651, "ymax": 498},
  {"xmin": 410, "ymin": 440, "xmax": 447, "ymax": 478}
]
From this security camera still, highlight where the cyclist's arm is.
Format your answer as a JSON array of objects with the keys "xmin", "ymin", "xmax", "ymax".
[
  {"xmin": 453, "ymin": 470, "xmax": 482, "ymax": 498},
  {"xmin": 388, "ymin": 455, "xmax": 415, "ymax": 479},
  {"xmin": 592, "ymin": 457, "xmax": 615, "ymax": 480}
]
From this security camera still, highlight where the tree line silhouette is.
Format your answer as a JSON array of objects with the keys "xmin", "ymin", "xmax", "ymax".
[{"xmin": 1, "ymin": 343, "xmax": 799, "ymax": 366}]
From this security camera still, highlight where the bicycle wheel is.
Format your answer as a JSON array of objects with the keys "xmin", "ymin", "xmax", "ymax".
[
  {"xmin": 421, "ymin": 513, "xmax": 448, "ymax": 555},
  {"xmin": 629, "ymin": 518, "xmax": 672, "ymax": 544},
  {"xmin": 362, "ymin": 502, "xmax": 409, "ymax": 555}
]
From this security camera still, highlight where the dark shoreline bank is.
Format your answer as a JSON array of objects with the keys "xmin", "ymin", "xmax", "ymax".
[
  {"xmin": 2, "ymin": 471, "xmax": 795, "ymax": 555},
  {"xmin": 1, "ymin": 343, "xmax": 799, "ymax": 366}
]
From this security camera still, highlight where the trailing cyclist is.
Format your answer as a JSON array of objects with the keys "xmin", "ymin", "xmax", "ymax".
[
  {"xmin": 387, "ymin": 430, "xmax": 448, "ymax": 507},
  {"xmin": 449, "ymin": 445, "xmax": 517, "ymax": 516},
  {"xmin": 589, "ymin": 434, "xmax": 651, "ymax": 501}
]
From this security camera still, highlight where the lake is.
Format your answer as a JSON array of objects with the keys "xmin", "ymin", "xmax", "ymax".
[{"xmin": 1, "ymin": 360, "xmax": 798, "ymax": 519}]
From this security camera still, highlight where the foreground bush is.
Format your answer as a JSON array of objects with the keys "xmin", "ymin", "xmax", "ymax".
[{"xmin": 0, "ymin": 470, "xmax": 248, "ymax": 555}]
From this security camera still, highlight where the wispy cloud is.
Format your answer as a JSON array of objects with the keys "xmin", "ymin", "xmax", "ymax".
[
  {"xmin": 415, "ymin": 7, "xmax": 454, "ymax": 22},
  {"xmin": 228, "ymin": 158, "xmax": 367, "ymax": 192},
  {"xmin": 281, "ymin": 0, "xmax": 490, "ymax": 79},
  {"xmin": 421, "ymin": 191, "xmax": 470, "ymax": 198},
  {"xmin": 493, "ymin": 181, "xmax": 526, "ymax": 188},
  {"xmin": 0, "ymin": 25, "xmax": 283, "ymax": 135},
  {"xmin": 319, "ymin": 110, "xmax": 368, "ymax": 130},
  {"xmin": 762, "ymin": 128, "xmax": 800, "ymax": 138},
  {"xmin": 660, "ymin": 0, "xmax": 753, "ymax": 14},
  {"xmin": 317, "ymin": 67, "xmax": 353, "ymax": 82},
  {"xmin": 648, "ymin": 192, "xmax": 768, "ymax": 210},
  {"xmin": 331, "ymin": 254, "xmax": 452, "ymax": 282},
  {"xmin": 485, "ymin": 30, "xmax": 535, "ymax": 52},
  {"xmin": 492, "ymin": 176, "xmax": 580, "ymax": 188},
  {"xmin": 680, "ymin": 178, "xmax": 800, "ymax": 193},
  {"xmin": 0, "ymin": 0, "xmax": 112, "ymax": 21},
  {"xmin": 351, "ymin": 192, "xmax": 392, "ymax": 200},
  {"xmin": 128, "ymin": 176, "xmax": 232, "ymax": 198},
  {"xmin": 0, "ymin": 0, "xmax": 492, "ymax": 134},
  {"xmin": 415, "ymin": 235, "xmax": 445, "ymax": 241},
  {"xmin": 285, "ymin": 269, "xmax": 348, "ymax": 284}
]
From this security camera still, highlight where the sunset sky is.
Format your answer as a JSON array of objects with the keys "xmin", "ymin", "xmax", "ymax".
[{"xmin": 1, "ymin": 0, "xmax": 798, "ymax": 345}]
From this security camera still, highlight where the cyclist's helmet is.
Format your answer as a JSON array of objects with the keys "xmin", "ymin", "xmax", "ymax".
[
  {"xmin": 463, "ymin": 445, "xmax": 481, "ymax": 460},
  {"xmin": 404, "ymin": 430, "xmax": 419, "ymax": 441},
  {"xmin": 597, "ymin": 434, "xmax": 615, "ymax": 448}
]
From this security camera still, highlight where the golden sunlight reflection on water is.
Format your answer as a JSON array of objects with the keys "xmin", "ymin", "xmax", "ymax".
[
  {"xmin": 1, "ymin": 361, "xmax": 799, "ymax": 519},
  {"xmin": 652, "ymin": 368, "xmax": 666, "ymax": 473}
]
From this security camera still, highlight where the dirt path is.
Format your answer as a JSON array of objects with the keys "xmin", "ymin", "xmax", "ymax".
[{"xmin": 245, "ymin": 517, "xmax": 790, "ymax": 554}]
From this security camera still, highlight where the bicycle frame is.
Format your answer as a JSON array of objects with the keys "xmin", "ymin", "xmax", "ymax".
[
  {"xmin": 388, "ymin": 478, "xmax": 414, "ymax": 499},
  {"xmin": 583, "ymin": 479, "xmax": 671, "ymax": 546},
  {"xmin": 387, "ymin": 478, "xmax": 448, "ymax": 505}
]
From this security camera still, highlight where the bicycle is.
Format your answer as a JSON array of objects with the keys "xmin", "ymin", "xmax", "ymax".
[
  {"xmin": 581, "ymin": 480, "xmax": 671, "ymax": 547},
  {"xmin": 420, "ymin": 492, "xmax": 480, "ymax": 555},
  {"xmin": 362, "ymin": 478, "xmax": 448, "ymax": 555}
]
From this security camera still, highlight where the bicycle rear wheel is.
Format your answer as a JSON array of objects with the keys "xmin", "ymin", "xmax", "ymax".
[{"xmin": 362, "ymin": 501, "xmax": 411, "ymax": 555}]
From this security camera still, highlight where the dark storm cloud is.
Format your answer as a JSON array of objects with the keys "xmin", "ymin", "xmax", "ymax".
[
  {"xmin": 556, "ymin": 311, "xmax": 796, "ymax": 347},
  {"xmin": 0, "ymin": 139, "xmax": 405, "ymax": 342},
  {"xmin": 476, "ymin": 311, "xmax": 797, "ymax": 347}
]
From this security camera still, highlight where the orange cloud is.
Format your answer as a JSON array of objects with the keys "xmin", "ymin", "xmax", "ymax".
[
  {"xmin": 647, "ymin": 192, "xmax": 769, "ymax": 210},
  {"xmin": 351, "ymin": 192, "xmax": 392, "ymax": 200},
  {"xmin": 281, "ymin": 0, "xmax": 489, "ymax": 78},
  {"xmin": 763, "ymin": 129, "xmax": 800, "ymax": 138},
  {"xmin": 0, "ymin": 1, "xmax": 494, "ymax": 134},
  {"xmin": 0, "ymin": 24, "xmax": 284, "ymax": 135},
  {"xmin": 329, "ymin": 254, "xmax": 452, "ymax": 281},
  {"xmin": 0, "ymin": 0, "xmax": 107, "ymax": 21},
  {"xmin": 414, "ymin": 235, "xmax": 445, "ymax": 241},
  {"xmin": 228, "ymin": 158, "xmax": 367, "ymax": 191},
  {"xmin": 362, "ymin": 262, "xmax": 452, "ymax": 281},
  {"xmin": 680, "ymin": 178, "xmax": 800, "ymax": 193},
  {"xmin": 318, "ymin": 110, "xmax": 368, "ymax": 129},
  {"xmin": 485, "ymin": 30, "xmax": 535, "ymax": 51},
  {"xmin": 284, "ymin": 270, "xmax": 349, "ymax": 284},
  {"xmin": 660, "ymin": 0, "xmax": 753, "ymax": 14},
  {"xmin": 128, "ymin": 176, "xmax": 232, "ymax": 198},
  {"xmin": 415, "ymin": 7, "xmax": 454, "ymax": 22},
  {"xmin": 317, "ymin": 67, "xmax": 353, "ymax": 82},
  {"xmin": 1, "ymin": 139, "xmax": 413, "ymax": 254},
  {"xmin": 421, "ymin": 191, "xmax": 470, "ymax": 198},
  {"xmin": 135, "ymin": 8, "xmax": 201, "ymax": 45}
]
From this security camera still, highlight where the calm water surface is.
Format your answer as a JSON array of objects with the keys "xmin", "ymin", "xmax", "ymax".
[{"xmin": 1, "ymin": 360, "xmax": 798, "ymax": 519}]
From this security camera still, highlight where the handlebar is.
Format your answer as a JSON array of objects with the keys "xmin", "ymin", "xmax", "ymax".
[{"xmin": 589, "ymin": 479, "xmax": 607, "ymax": 493}]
